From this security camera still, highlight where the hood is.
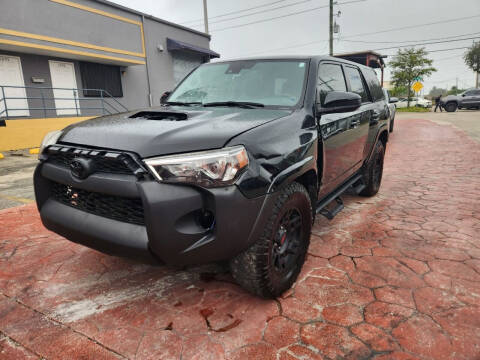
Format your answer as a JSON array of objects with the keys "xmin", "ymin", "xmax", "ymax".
[
  {"xmin": 59, "ymin": 106, "xmax": 291, "ymax": 158},
  {"xmin": 441, "ymin": 95, "xmax": 458, "ymax": 102}
]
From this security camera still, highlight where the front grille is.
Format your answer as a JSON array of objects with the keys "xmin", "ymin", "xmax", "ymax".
[
  {"xmin": 51, "ymin": 182, "xmax": 145, "ymax": 225},
  {"xmin": 45, "ymin": 146, "xmax": 143, "ymax": 176}
]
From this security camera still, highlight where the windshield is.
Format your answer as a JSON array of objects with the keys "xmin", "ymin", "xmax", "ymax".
[{"xmin": 168, "ymin": 59, "xmax": 308, "ymax": 108}]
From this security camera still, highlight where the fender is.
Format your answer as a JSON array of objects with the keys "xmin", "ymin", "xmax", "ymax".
[
  {"xmin": 366, "ymin": 124, "xmax": 389, "ymax": 163},
  {"xmin": 268, "ymin": 155, "xmax": 316, "ymax": 194}
]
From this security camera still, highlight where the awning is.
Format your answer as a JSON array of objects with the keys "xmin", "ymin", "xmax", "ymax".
[{"xmin": 166, "ymin": 38, "xmax": 220, "ymax": 59}]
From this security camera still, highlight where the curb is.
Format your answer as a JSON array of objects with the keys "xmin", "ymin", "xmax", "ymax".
[
  {"xmin": 0, "ymin": 153, "xmax": 4, "ymax": 159},
  {"xmin": 29, "ymin": 148, "xmax": 39, "ymax": 155}
]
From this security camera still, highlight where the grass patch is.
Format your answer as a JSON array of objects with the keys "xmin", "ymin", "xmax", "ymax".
[{"xmin": 396, "ymin": 107, "xmax": 431, "ymax": 112}]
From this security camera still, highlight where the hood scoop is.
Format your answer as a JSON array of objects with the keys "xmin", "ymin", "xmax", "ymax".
[{"xmin": 130, "ymin": 111, "xmax": 188, "ymax": 121}]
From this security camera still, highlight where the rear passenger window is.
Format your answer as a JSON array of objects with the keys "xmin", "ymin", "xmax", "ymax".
[
  {"xmin": 363, "ymin": 69, "xmax": 384, "ymax": 101},
  {"xmin": 344, "ymin": 67, "xmax": 369, "ymax": 103},
  {"xmin": 317, "ymin": 63, "xmax": 347, "ymax": 105}
]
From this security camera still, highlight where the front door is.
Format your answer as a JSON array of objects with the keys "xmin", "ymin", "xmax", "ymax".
[
  {"xmin": 0, "ymin": 55, "xmax": 29, "ymax": 117},
  {"xmin": 317, "ymin": 62, "xmax": 370, "ymax": 196},
  {"xmin": 461, "ymin": 89, "xmax": 480, "ymax": 107},
  {"xmin": 49, "ymin": 60, "xmax": 80, "ymax": 116}
]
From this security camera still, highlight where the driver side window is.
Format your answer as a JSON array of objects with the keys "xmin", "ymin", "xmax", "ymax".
[{"xmin": 317, "ymin": 63, "xmax": 347, "ymax": 105}]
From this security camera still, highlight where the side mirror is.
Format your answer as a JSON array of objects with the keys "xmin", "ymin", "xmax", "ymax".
[
  {"xmin": 461, "ymin": 94, "xmax": 466, "ymax": 97},
  {"xmin": 317, "ymin": 91, "xmax": 361, "ymax": 114},
  {"xmin": 160, "ymin": 91, "xmax": 171, "ymax": 104},
  {"xmin": 389, "ymin": 97, "xmax": 399, "ymax": 103}
]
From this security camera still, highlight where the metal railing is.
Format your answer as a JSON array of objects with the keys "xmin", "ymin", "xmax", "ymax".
[{"xmin": 0, "ymin": 85, "xmax": 129, "ymax": 119}]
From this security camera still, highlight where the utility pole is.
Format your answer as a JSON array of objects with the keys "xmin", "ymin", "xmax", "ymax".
[
  {"xmin": 329, "ymin": 0, "xmax": 334, "ymax": 55},
  {"xmin": 203, "ymin": 0, "xmax": 209, "ymax": 34}
]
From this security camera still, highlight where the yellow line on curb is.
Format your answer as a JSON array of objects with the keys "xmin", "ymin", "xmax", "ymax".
[
  {"xmin": 0, "ymin": 194, "xmax": 34, "ymax": 204},
  {"xmin": 0, "ymin": 153, "xmax": 4, "ymax": 159},
  {"xmin": 29, "ymin": 148, "xmax": 40, "ymax": 155}
]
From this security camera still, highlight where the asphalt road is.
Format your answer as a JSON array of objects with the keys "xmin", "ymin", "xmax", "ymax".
[{"xmin": 0, "ymin": 110, "xmax": 478, "ymax": 210}]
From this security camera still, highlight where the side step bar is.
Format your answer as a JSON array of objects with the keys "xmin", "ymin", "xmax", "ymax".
[{"xmin": 316, "ymin": 174, "xmax": 363, "ymax": 220}]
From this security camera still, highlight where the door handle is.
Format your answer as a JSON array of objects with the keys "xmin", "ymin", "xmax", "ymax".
[{"xmin": 370, "ymin": 110, "xmax": 380, "ymax": 125}]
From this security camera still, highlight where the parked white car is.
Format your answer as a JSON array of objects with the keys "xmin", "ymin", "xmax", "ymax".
[
  {"xmin": 415, "ymin": 97, "xmax": 432, "ymax": 108},
  {"xmin": 395, "ymin": 98, "xmax": 412, "ymax": 108},
  {"xmin": 383, "ymin": 89, "xmax": 398, "ymax": 132},
  {"xmin": 395, "ymin": 97, "xmax": 432, "ymax": 108}
]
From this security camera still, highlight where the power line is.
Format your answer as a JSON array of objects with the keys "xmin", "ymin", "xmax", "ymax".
[
  {"xmin": 342, "ymin": 31, "xmax": 480, "ymax": 44},
  {"xmin": 369, "ymin": 36, "xmax": 480, "ymax": 52},
  {"xmin": 382, "ymin": 46, "xmax": 471, "ymax": 56},
  {"xmin": 211, "ymin": 0, "xmax": 366, "ymax": 32},
  {"xmin": 230, "ymin": 14, "xmax": 480, "ymax": 56},
  {"xmin": 191, "ymin": 0, "xmax": 313, "ymax": 27},
  {"xmin": 179, "ymin": 0, "xmax": 292, "ymax": 25},
  {"xmin": 342, "ymin": 14, "xmax": 480, "ymax": 40}
]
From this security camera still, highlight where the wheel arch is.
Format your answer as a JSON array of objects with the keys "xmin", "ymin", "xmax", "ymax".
[
  {"xmin": 294, "ymin": 169, "xmax": 318, "ymax": 208},
  {"xmin": 366, "ymin": 127, "xmax": 389, "ymax": 163}
]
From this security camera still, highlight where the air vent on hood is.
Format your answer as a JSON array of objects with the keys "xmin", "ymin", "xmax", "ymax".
[{"xmin": 129, "ymin": 111, "xmax": 188, "ymax": 121}]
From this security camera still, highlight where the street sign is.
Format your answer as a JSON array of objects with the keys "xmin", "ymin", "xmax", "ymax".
[
  {"xmin": 414, "ymin": 76, "xmax": 423, "ymax": 81},
  {"xmin": 412, "ymin": 81, "xmax": 423, "ymax": 93}
]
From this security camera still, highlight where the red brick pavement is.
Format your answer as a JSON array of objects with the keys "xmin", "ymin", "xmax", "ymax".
[{"xmin": 0, "ymin": 117, "xmax": 479, "ymax": 360}]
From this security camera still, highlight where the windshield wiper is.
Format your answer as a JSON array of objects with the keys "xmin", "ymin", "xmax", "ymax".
[
  {"xmin": 165, "ymin": 101, "xmax": 203, "ymax": 106},
  {"xmin": 203, "ymin": 101, "xmax": 265, "ymax": 109}
]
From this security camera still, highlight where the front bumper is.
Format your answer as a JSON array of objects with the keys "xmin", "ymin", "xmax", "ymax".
[{"xmin": 34, "ymin": 161, "xmax": 273, "ymax": 266}]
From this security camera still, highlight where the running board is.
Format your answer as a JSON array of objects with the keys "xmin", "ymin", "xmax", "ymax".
[{"xmin": 316, "ymin": 174, "xmax": 363, "ymax": 220}]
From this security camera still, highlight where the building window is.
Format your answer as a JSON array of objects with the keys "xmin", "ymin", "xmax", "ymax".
[{"xmin": 79, "ymin": 62, "xmax": 123, "ymax": 97}]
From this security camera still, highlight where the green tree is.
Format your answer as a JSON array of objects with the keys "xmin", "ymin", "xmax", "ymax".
[
  {"xmin": 390, "ymin": 85, "xmax": 408, "ymax": 98},
  {"xmin": 428, "ymin": 86, "xmax": 447, "ymax": 98},
  {"xmin": 464, "ymin": 42, "xmax": 480, "ymax": 88},
  {"xmin": 389, "ymin": 48, "xmax": 436, "ymax": 107},
  {"xmin": 447, "ymin": 86, "xmax": 466, "ymax": 96}
]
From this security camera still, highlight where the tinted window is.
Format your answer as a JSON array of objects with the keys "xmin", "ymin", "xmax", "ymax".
[
  {"xmin": 317, "ymin": 63, "xmax": 346, "ymax": 105},
  {"xmin": 80, "ymin": 62, "xmax": 123, "ymax": 97},
  {"xmin": 464, "ymin": 90, "xmax": 480, "ymax": 96},
  {"xmin": 344, "ymin": 66, "xmax": 369, "ymax": 102},
  {"xmin": 362, "ymin": 69, "xmax": 384, "ymax": 101}
]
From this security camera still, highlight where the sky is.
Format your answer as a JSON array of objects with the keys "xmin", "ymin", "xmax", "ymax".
[{"xmin": 111, "ymin": 0, "xmax": 480, "ymax": 93}]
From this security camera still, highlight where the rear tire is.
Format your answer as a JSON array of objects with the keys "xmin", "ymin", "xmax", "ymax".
[
  {"xmin": 359, "ymin": 141, "xmax": 385, "ymax": 197},
  {"xmin": 445, "ymin": 102, "xmax": 457, "ymax": 112},
  {"xmin": 229, "ymin": 182, "xmax": 312, "ymax": 298}
]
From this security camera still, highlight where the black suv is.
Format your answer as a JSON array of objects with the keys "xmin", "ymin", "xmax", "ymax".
[{"xmin": 34, "ymin": 56, "xmax": 389, "ymax": 298}]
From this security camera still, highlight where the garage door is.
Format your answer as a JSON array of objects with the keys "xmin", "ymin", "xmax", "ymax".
[
  {"xmin": 173, "ymin": 53, "xmax": 202, "ymax": 86},
  {"xmin": 49, "ymin": 60, "xmax": 80, "ymax": 116},
  {"xmin": 0, "ymin": 55, "xmax": 29, "ymax": 117}
]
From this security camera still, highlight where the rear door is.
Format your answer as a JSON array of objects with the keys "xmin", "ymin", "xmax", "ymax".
[
  {"xmin": 343, "ymin": 65, "xmax": 374, "ymax": 166},
  {"xmin": 317, "ymin": 62, "xmax": 371, "ymax": 195},
  {"xmin": 362, "ymin": 68, "xmax": 389, "ymax": 158}
]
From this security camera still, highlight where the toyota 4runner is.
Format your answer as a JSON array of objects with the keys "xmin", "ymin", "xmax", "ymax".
[{"xmin": 34, "ymin": 56, "xmax": 390, "ymax": 298}]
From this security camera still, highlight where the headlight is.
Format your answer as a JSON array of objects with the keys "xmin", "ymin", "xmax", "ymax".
[
  {"xmin": 144, "ymin": 145, "xmax": 249, "ymax": 188},
  {"xmin": 39, "ymin": 130, "xmax": 63, "ymax": 158}
]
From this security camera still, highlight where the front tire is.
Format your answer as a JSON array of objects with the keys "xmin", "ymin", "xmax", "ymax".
[
  {"xmin": 359, "ymin": 141, "xmax": 385, "ymax": 197},
  {"xmin": 230, "ymin": 182, "xmax": 312, "ymax": 298},
  {"xmin": 445, "ymin": 102, "xmax": 457, "ymax": 112}
]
